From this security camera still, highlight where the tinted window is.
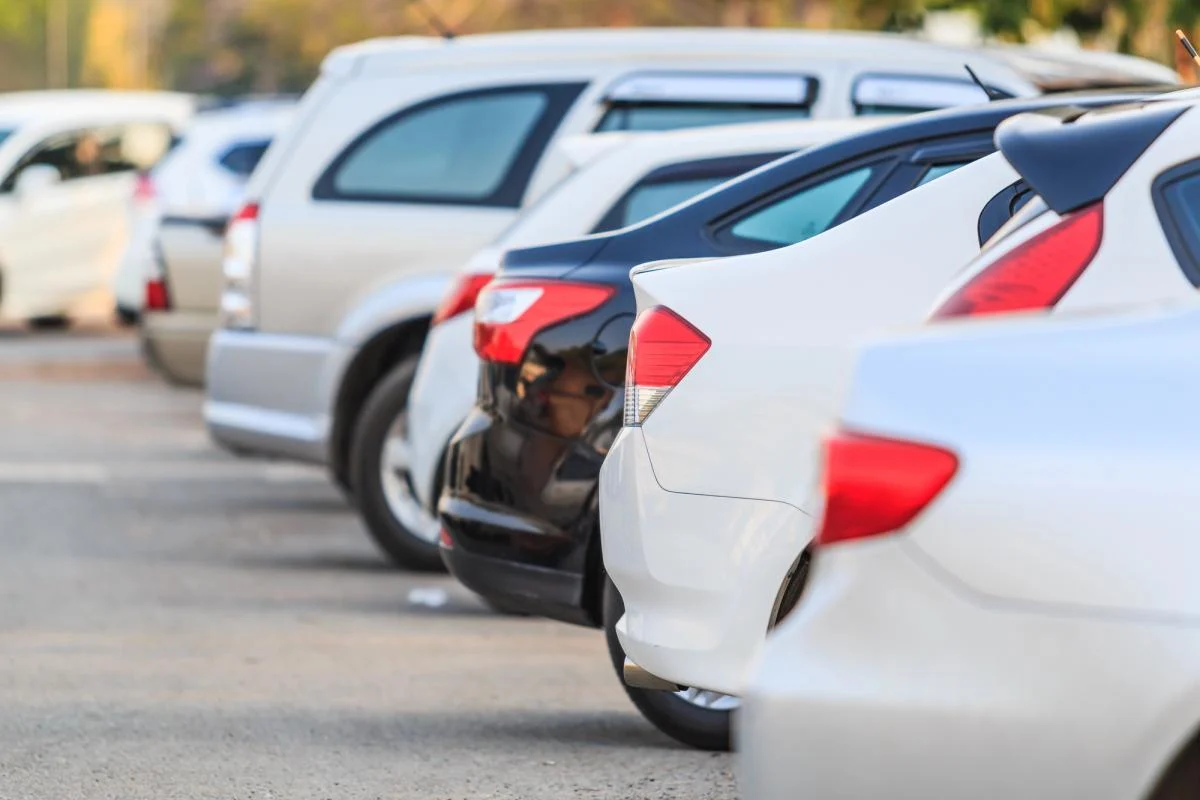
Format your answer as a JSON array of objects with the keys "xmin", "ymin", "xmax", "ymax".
[
  {"xmin": 596, "ymin": 104, "xmax": 809, "ymax": 132},
  {"xmin": 2, "ymin": 124, "xmax": 172, "ymax": 190},
  {"xmin": 918, "ymin": 162, "xmax": 970, "ymax": 186},
  {"xmin": 218, "ymin": 140, "xmax": 271, "ymax": 177},
  {"xmin": 617, "ymin": 177, "xmax": 727, "ymax": 229},
  {"xmin": 1157, "ymin": 166, "xmax": 1200, "ymax": 284},
  {"xmin": 725, "ymin": 166, "xmax": 877, "ymax": 248},
  {"xmin": 315, "ymin": 85, "xmax": 589, "ymax": 206}
]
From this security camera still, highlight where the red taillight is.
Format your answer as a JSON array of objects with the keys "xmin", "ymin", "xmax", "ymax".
[
  {"xmin": 230, "ymin": 202, "xmax": 259, "ymax": 224},
  {"xmin": 133, "ymin": 173, "xmax": 156, "ymax": 204},
  {"xmin": 930, "ymin": 202, "xmax": 1103, "ymax": 320},
  {"xmin": 624, "ymin": 306, "xmax": 710, "ymax": 426},
  {"xmin": 473, "ymin": 279, "xmax": 614, "ymax": 365},
  {"xmin": 433, "ymin": 272, "xmax": 493, "ymax": 326},
  {"xmin": 814, "ymin": 429, "xmax": 958, "ymax": 547},
  {"xmin": 145, "ymin": 278, "xmax": 170, "ymax": 311}
]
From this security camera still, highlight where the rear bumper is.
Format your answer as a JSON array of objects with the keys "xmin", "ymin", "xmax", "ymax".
[
  {"xmin": 204, "ymin": 329, "xmax": 348, "ymax": 464},
  {"xmin": 600, "ymin": 427, "xmax": 812, "ymax": 696},
  {"xmin": 407, "ymin": 313, "xmax": 479, "ymax": 510},
  {"xmin": 141, "ymin": 309, "xmax": 216, "ymax": 386},
  {"xmin": 438, "ymin": 407, "xmax": 602, "ymax": 626}
]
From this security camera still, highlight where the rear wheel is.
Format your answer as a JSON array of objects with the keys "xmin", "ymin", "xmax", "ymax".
[
  {"xmin": 602, "ymin": 576, "xmax": 735, "ymax": 751},
  {"xmin": 349, "ymin": 356, "xmax": 445, "ymax": 572}
]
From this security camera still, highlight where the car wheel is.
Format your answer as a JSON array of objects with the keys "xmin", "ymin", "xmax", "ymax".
[
  {"xmin": 28, "ymin": 314, "xmax": 70, "ymax": 330},
  {"xmin": 602, "ymin": 575, "xmax": 735, "ymax": 751},
  {"xmin": 115, "ymin": 306, "xmax": 139, "ymax": 327},
  {"xmin": 349, "ymin": 356, "xmax": 445, "ymax": 572}
]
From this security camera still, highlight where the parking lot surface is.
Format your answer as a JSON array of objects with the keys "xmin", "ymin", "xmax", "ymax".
[{"xmin": 0, "ymin": 328, "xmax": 736, "ymax": 800}]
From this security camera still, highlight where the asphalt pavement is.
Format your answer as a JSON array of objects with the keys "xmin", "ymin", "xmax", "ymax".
[{"xmin": 0, "ymin": 326, "xmax": 737, "ymax": 800}]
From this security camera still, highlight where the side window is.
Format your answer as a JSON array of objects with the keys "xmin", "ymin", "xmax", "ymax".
[
  {"xmin": 597, "ymin": 104, "xmax": 810, "ymax": 132},
  {"xmin": 218, "ymin": 140, "xmax": 271, "ymax": 178},
  {"xmin": 718, "ymin": 165, "xmax": 879, "ymax": 250},
  {"xmin": 314, "ymin": 83, "xmax": 586, "ymax": 207},
  {"xmin": 2, "ymin": 123, "xmax": 173, "ymax": 191},
  {"xmin": 917, "ymin": 162, "xmax": 970, "ymax": 186},
  {"xmin": 1154, "ymin": 161, "xmax": 1200, "ymax": 286},
  {"xmin": 592, "ymin": 153, "xmax": 783, "ymax": 234}
]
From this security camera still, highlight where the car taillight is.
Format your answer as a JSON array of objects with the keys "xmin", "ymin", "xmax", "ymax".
[
  {"xmin": 814, "ymin": 429, "xmax": 958, "ymax": 547},
  {"xmin": 473, "ymin": 279, "xmax": 614, "ymax": 365},
  {"xmin": 221, "ymin": 202, "xmax": 259, "ymax": 330},
  {"xmin": 144, "ymin": 278, "xmax": 170, "ymax": 311},
  {"xmin": 623, "ymin": 306, "xmax": 710, "ymax": 426},
  {"xmin": 930, "ymin": 202, "xmax": 1103, "ymax": 320},
  {"xmin": 133, "ymin": 173, "xmax": 156, "ymax": 205},
  {"xmin": 433, "ymin": 272, "xmax": 493, "ymax": 326}
]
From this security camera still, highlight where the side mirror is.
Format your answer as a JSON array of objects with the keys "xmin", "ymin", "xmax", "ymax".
[{"xmin": 15, "ymin": 164, "xmax": 61, "ymax": 199}]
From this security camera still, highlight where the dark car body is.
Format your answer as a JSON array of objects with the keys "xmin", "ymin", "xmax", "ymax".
[{"xmin": 439, "ymin": 89, "xmax": 1161, "ymax": 627}]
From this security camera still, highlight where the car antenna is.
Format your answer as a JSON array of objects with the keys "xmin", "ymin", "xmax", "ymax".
[
  {"xmin": 1177, "ymin": 29, "xmax": 1200, "ymax": 69},
  {"xmin": 963, "ymin": 65, "xmax": 1006, "ymax": 101},
  {"xmin": 409, "ymin": 0, "xmax": 456, "ymax": 40}
]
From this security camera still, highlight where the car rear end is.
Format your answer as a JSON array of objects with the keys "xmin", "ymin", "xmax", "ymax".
[{"xmin": 739, "ymin": 306, "xmax": 1200, "ymax": 800}]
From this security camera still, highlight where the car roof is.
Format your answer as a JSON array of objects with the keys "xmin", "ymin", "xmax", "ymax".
[
  {"xmin": 326, "ymin": 28, "xmax": 1177, "ymax": 88},
  {"xmin": 0, "ymin": 90, "xmax": 196, "ymax": 129}
]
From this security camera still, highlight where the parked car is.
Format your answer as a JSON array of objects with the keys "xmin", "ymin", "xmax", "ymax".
[
  {"xmin": 203, "ymin": 28, "xmax": 1171, "ymax": 563},
  {"xmin": 739, "ymin": 299, "xmax": 1200, "ymax": 800},
  {"xmin": 0, "ymin": 90, "xmax": 194, "ymax": 325},
  {"xmin": 438, "ymin": 89, "xmax": 1158, "ymax": 750},
  {"xmin": 126, "ymin": 99, "xmax": 298, "ymax": 385},
  {"xmin": 597, "ymin": 93, "xmax": 1199, "ymax": 746},
  {"xmin": 387, "ymin": 118, "xmax": 889, "ymax": 567}
]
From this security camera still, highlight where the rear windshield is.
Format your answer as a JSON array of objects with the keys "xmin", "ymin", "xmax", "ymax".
[{"xmin": 596, "ymin": 103, "xmax": 810, "ymax": 132}]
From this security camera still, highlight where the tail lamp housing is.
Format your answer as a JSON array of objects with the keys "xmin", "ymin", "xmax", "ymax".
[
  {"xmin": 624, "ymin": 306, "xmax": 710, "ymax": 426},
  {"xmin": 473, "ymin": 279, "xmax": 613, "ymax": 365},
  {"xmin": 220, "ymin": 202, "xmax": 259, "ymax": 330},
  {"xmin": 815, "ymin": 429, "xmax": 958, "ymax": 547},
  {"xmin": 433, "ymin": 272, "xmax": 494, "ymax": 327}
]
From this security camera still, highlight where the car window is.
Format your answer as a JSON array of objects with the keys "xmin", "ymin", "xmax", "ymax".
[
  {"xmin": 596, "ymin": 104, "xmax": 809, "ymax": 132},
  {"xmin": 852, "ymin": 75, "xmax": 992, "ymax": 116},
  {"xmin": 1, "ymin": 124, "xmax": 171, "ymax": 190},
  {"xmin": 0, "ymin": 130, "xmax": 11, "ymax": 147},
  {"xmin": 1155, "ymin": 164, "xmax": 1200, "ymax": 285},
  {"xmin": 917, "ymin": 162, "xmax": 970, "ymax": 186},
  {"xmin": 723, "ymin": 166, "xmax": 878, "ymax": 248},
  {"xmin": 315, "ymin": 84, "xmax": 585, "ymax": 207},
  {"xmin": 614, "ymin": 177, "xmax": 727, "ymax": 230},
  {"xmin": 218, "ymin": 140, "xmax": 271, "ymax": 178}
]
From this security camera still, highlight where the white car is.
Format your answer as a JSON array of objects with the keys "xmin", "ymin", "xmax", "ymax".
[
  {"xmin": 396, "ymin": 118, "xmax": 887, "ymax": 560},
  {"xmin": 204, "ymin": 28, "xmax": 1155, "ymax": 569},
  {"xmin": 739, "ymin": 299, "xmax": 1200, "ymax": 800},
  {"xmin": 0, "ymin": 90, "xmax": 193, "ymax": 324},
  {"xmin": 129, "ymin": 99, "xmax": 298, "ymax": 385},
  {"xmin": 114, "ymin": 98, "xmax": 296, "ymax": 323},
  {"xmin": 600, "ymin": 95, "xmax": 1200, "ymax": 700}
]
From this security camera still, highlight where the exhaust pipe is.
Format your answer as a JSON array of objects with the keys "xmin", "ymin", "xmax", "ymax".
[{"xmin": 623, "ymin": 658, "xmax": 681, "ymax": 691}]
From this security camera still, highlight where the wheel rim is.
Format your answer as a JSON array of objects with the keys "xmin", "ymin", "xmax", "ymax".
[
  {"xmin": 379, "ymin": 411, "xmax": 442, "ymax": 545},
  {"xmin": 673, "ymin": 688, "xmax": 740, "ymax": 711}
]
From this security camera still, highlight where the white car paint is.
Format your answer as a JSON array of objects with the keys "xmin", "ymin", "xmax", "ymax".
[
  {"xmin": 201, "ymin": 27, "xmax": 1167, "ymax": 482},
  {"xmin": 0, "ymin": 91, "xmax": 193, "ymax": 321},
  {"xmin": 600, "ymin": 152, "xmax": 1025, "ymax": 696},
  {"xmin": 739, "ymin": 300, "xmax": 1200, "ymax": 800},
  {"xmin": 113, "ymin": 99, "xmax": 297, "ymax": 316},
  {"xmin": 402, "ymin": 117, "xmax": 888, "ymax": 535}
]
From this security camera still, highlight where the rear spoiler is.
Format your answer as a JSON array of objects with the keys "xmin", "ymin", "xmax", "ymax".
[{"xmin": 995, "ymin": 102, "xmax": 1187, "ymax": 214}]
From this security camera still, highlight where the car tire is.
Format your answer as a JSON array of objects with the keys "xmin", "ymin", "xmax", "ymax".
[
  {"xmin": 602, "ymin": 575, "xmax": 732, "ymax": 751},
  {"xmin": 28, "ymin": 314, "xmax": 70, "ymax": 330},
  {"xmin": 116, "ymin": 306, "xmax": 139, "ymax": 327},
  {"xmin": 349, "ymin": 356, "xmax": 445, "ymax": 572}
]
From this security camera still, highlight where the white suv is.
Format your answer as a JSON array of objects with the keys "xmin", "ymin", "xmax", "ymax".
[{"xmin": 203, "ymin": 28, "xmax": 1174, "ymax": 568}]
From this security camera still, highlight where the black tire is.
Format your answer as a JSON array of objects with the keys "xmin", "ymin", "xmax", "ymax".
[
  {"xmin": 28, "ymin": 314, "xmax": 70, "ymax": 330},
  {"xmin": 115, "ymin": 306, "xmax": 139, "ymax": 327},
  {"xmin": 602, "ymin": 576, "xmax": 732, "ymax": 751},
  {"xmin": 349, "ymin": 356, "xmax": 445, "ymax": 572}
]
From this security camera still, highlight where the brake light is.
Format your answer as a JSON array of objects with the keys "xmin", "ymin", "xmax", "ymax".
[
  {"xmin": 930, "ymin": 202, "xmax": 1103, "ymax": 320},
  {"xmin": 473, "ymin": 279, "xmax": 614, "ymax": 365},
  {"xmin": 133, "ymin": 173, "xmax": 156, "ymax": 204},
  {"xmin": 433, "ymin": 272, "xmax": 493, "ymax": 326},
  {"xmin": 815, "ymin": 429, "xmax": 958, "ymax": 547},
  {"xmin": 145, "ymin": 278, "xmax": 170, "ymax": 311},
  {"xmin": 221, "ymin": 202, "xmax": 260, "ymax": 330},
  {"xmin": 623, "ymin": 306, "xmax": 710, "ymax": 426}
]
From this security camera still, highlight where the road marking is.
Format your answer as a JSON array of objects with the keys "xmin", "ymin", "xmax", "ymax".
[{"xmin": 0, "ymin": 461, "xmax": 328, "ymax": 484}]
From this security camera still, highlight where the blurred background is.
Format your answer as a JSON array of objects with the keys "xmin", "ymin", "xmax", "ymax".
[{"xmin": 3, "ymin": 0, "xmax": 1198, "ymax": 97}]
